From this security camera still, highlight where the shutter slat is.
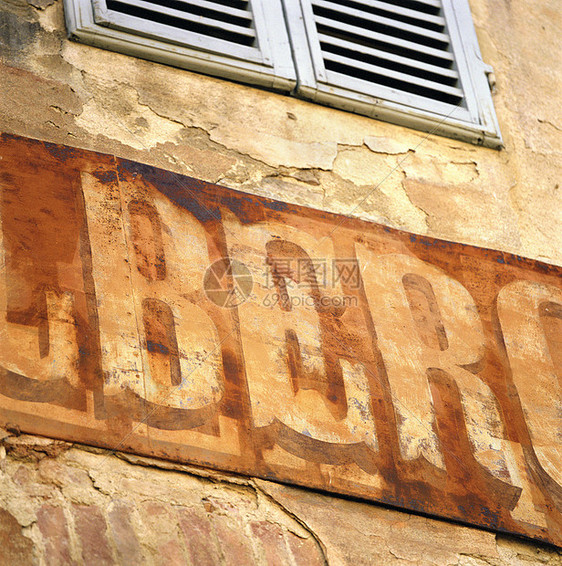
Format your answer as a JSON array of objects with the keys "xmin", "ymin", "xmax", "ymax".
[
  {"xmin": 317, "ymin": 32, "xmax": 458, "ymax": 81},
  {"xmin": 397, "ymin": 0, "xmax": 442, "ymax": 9},
  {"xmin": 108, "ymin": 0, "xmax": 256, "ymax": 39},
  {"xmin": 312, "ymin": 0, "xmax": 449, "ymax": 44},
  {"xmin": 333, "ymin": 0, "xmax": 445, "ymax": 27},
  {"xmin": 314, "ymin": 15, "xmax": 454, "ymax": 63},
  {"xmin": 322, "ymin": 50, "xmax": 463, "ymax": 98},
  {"xmin": 161, "ymin": 0, "xmax": 252, "ymax": 22},
  {"xmin": 323, "ymin": 69, "xmax": 466, "ymax": 118}
]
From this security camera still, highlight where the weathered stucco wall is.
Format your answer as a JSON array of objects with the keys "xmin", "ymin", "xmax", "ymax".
[
  {"xmin": 1, "ymin": 0, "xmax": 560, "ymax": 265},
  {"xmin": 0, "ymin": 0, "xmax": 561, "ymax": 563},
  {"xmin": 1, "ymin": 433, "xmax": 561, "ymax": 565}
]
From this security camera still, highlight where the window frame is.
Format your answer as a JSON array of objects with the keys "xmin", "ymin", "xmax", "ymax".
[
  {"xmin": 285, "ymin": 0, "xmax": 501, "ymax": 147},
  {"xmin": 64, "ymin": 0, "xmax": 297, "ymax": 90},
  {"xmin": 63, "ymin": 0, "xmax": 502, "ymax": 148}
]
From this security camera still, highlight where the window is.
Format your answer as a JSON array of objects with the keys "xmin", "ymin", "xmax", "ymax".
[{"xmin": 63, "ymin": 0, "xmax": 502, "ymax": 147}]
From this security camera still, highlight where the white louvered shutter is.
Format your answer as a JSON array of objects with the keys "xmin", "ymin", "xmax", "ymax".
[
  {"xmin": 284, "ymin": 0, "xmax": 502, "ymax": 147},
  {"xmin": 64, "ymin": 0, "xmax": 297, "ymax": 90},
  {"xmin": 64, "ymin": 0, "xmax": 501, "ymax": 146}
]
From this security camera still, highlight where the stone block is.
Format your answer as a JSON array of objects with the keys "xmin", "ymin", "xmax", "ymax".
[
  {"xmin": 71, "ymin": 504, "xmax": 114, "ymax": 565},
  {"xmin": 251, "ymin": 520, "xmax": 292, "ymax": 566},
  {"xmin": 108, "ymin": 501, "xmax": 143, "ymax": 565},
  {"xmin": 37, "ymin": 504, "xmax": 72, "ymax": 565},
  {"xmin": 213, "ymin": 515, "xmax": 255, "ymax": 566},
  {"xmin": 0, "ymin": 508, "xmax": 34, "ymax": 565},
  {"xmin": 178, "ymin": 507, "xmax": 220, "ymax": 566}
]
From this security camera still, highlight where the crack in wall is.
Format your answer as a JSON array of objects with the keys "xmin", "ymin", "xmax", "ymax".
[{"xmin": 251, "ymin": 480, "xmax": 330, "ymax": 565}]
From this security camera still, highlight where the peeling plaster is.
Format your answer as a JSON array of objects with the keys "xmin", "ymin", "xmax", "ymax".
[
  {"xmin": 364, "ymin": 135, "xmax": 413, "ymax": 155},
  {"xmin": 0, "ymin": 1, "xmax": 562, "ymax": 559}
]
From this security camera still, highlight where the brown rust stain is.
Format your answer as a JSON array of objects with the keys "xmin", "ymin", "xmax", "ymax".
[{"xmin": 0, "ymin": 134, "xmax": 561, "ymax": 547}]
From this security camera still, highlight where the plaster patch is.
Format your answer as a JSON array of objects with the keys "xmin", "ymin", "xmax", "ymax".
[
  {"xmin": 75, "ymin": 89, "xmax": 184, "ymax": 151},
  {"xmin": 209, "ymin": 128, "xmax": 338, "ymax": 170},
  {"xmin": 364, "ymin": 136, "xmax": 413, "ymax": 154}
]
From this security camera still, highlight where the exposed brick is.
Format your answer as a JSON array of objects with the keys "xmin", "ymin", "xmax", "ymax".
[
  {"xmin": 287, "ymin": 532, "xmax": 325, "ymax": 566},
  {"xmin": 12, "ymin": 464, "xmax": 32, "ymax": 487},
  {"xmin": 158, "ymin": 539, "xmax": 186, "ymax": 566},
  {"xmin": 38, "ymin": 458, "xmax": 91, "ymax": 489},
  {"xmin": 72, "ymin": 504, "xmax": 114, "ymax": 565},
  {"xmin": 140, "ymin": 501, "xmax": 188, "ymax": 563},
  {"xmin": 139, "ymin": 500, "xmax": 178, "ymax": 538},
  {"xmin": 178, "ymin": 507, "xmax": 220, "ymax": 566},
  {"xmin": 213, "ymin": 515, "xmax": 254, "ymax": 566},
  {"xmin": 143, "ymin": 501, "xmax": 168, "ymax": 518},
  {"xmin": 250, "ymin": 521, "xmax": 292, "ymax": 566},
  {"xmin": 108, "ymin": 501, "xmax": 143, "ymax": 564},
  {"xmin": 11, "ymin": 464, "xmax": 53, "ymax": 498},
  {"xmin": 37, "ymin": 460, "xmax": 64, "ymax": 485},
  {"xmin": 0, "ymin": 508, "xmax": 34, "ymax": 565},
  {"xmin": 37, "ymin": 504, "xmax": 72, "ymax": 565}
]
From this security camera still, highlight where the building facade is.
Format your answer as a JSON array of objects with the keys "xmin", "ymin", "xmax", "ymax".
[{"xmin": 0, "ymin": 0, "xmax": 561, "ymax": 563}]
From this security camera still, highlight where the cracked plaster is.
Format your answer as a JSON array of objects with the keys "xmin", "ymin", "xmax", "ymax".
[
  {"xmin": 1, "ymin": 0, "xmax": 559, "ymax": 264},
  {"xmin": 1, "ymin": 434, "xmax": 560, "ymax": 565},
  {"xmin": 0, "ymin": 0, "xmax": 561, "ymax": 562}
]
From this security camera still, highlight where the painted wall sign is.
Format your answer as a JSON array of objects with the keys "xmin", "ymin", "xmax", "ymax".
[{"xmin": 0, "ymin": 134, "xmax": 561, "ymax": 546}]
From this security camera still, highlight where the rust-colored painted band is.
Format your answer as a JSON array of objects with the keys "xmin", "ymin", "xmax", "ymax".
[{"xmin": 0, "ymin": 134, "xmax": 560, "ymax": 546}]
